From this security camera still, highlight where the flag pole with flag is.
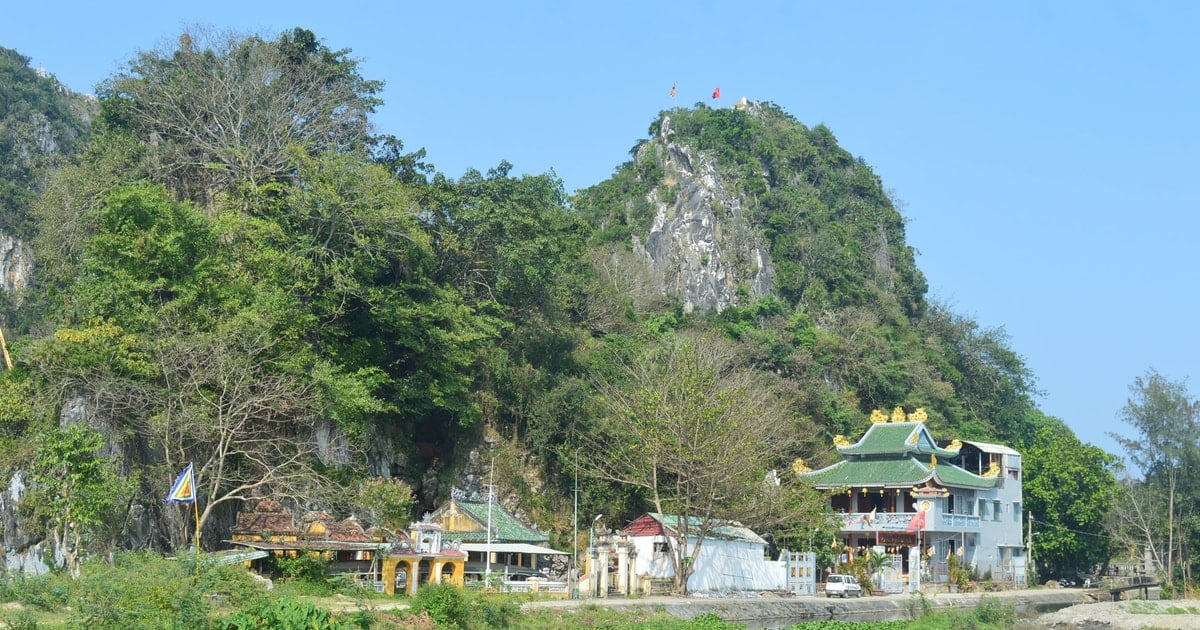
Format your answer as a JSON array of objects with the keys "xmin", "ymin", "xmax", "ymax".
[
  {"xmin": 670, "ymin": 83, "xmax": 677, "ymax": 110},
  {"xmin": 166, "ymin": 463, "xmax": 201, "ymax": 560}
]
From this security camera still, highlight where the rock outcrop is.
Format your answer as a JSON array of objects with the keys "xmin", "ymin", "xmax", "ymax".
[{"xmin": 632, "ymin": 113, "xmax": 774, "ymax": 313}]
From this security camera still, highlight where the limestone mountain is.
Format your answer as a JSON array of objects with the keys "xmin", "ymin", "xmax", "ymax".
[{"xmin": 0, "ymin": 30, "xmax": 1107, "ymax": 577}]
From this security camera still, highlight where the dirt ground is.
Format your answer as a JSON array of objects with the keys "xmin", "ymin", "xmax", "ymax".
[{"xmin": 1034, "ymin": 599, "xmax": 1200, "ymax": 629}]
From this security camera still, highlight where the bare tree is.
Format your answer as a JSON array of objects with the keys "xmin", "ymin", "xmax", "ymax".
[
  {"xmin": 583, "ymin": 332, "xmax": 807, "ymax": 594},
  {"xmin": 1111, "ymin": 370, "xmax": 1200, "ymax": 590},
  {"xmin": 102, "ymin": 26, "xmax": 381, "ymax": 204},
  {"xmin": 148, "ymin": 329, "xmax": 333, "ymax": 550},
  {"xmin": 1106, "ymin": 476, "xmax": 1168, "ymax": 573}
]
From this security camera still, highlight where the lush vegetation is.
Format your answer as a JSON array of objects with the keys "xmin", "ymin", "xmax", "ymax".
[
  {"xmin": 0, "ymin": 25, "xmax": 1129, "ymax": 589},
  {"xmin": 0, "ymin": 554, "xmax": 1029, "ymax": 629}
]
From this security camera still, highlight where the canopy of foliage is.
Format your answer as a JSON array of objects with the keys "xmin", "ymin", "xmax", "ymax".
[{"xmin": 0, "ymin": 29, "xmax": 1115, "ymax": 581}]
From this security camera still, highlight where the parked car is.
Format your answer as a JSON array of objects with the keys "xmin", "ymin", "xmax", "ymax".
[{"xmin": 825, "ymin": 574, "xmax": 863, "ymax": 598}]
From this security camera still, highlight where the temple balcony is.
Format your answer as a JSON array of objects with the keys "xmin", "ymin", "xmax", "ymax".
[{"xmin": 836, "ymin": 510, "xmax": 980, "ymax": 533}]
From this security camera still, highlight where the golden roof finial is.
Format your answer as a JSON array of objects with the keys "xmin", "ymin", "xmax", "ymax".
[
  {"xmin": 833, "ymin": 434, "xmax": 850, "ymax": 447},
  {"xmin": 930, "ymin": 453, "xmax": 938, "ymax": 468},
  {"xmin": 948, "ymin": 439, "xmax": 962, "ymax": 451},
  {"xmin": 982, "ymin": 461, "xmax": 1001, "ymax": 477},
  {"xmin": 891, "ymin": 406, "xmax": 906, "ymax": 423},
  {"xmin": 792, "ymin": 458, "xmax": 812, "ymax": 474},
  {"xmin": 908, "ymin": 407, "xmax": 928, "ymax": 423},
  {"xmin": 870, "ymin": 409, "xmax": 888, "ymax": 424}
]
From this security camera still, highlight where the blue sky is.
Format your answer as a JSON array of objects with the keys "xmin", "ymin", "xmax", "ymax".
[{"xmin": 4, "ymin": 1, "xmax": 1197, "ymax": 461}]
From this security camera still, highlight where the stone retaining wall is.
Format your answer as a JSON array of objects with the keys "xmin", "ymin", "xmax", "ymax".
[{"xmin": 525, "ymin": 589, "xmax": 1088, "ymax": 625}]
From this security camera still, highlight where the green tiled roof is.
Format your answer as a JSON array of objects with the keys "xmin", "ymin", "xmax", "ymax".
[
  {"xmin": 931, "ymin": 464, "xmax": 998, "ymax": 490},
  {"xmin": 836, "ymin": 422, "xmax": 959, "ymax": 458},
  {"xmin": 806, "ymin": 457, "xmax": 933, "ymax": 488},
  {"xmin": 805, "ymin": 456, "xmax": 997, "ymax": 491},
  {"xmin": 452, "ymin": 501, "xmax": 547, "ymax": 543}
]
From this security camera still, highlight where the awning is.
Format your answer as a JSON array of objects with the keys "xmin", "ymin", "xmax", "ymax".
[{"xmin": 460, "ymin": 543, "xmax": 569, "ymax": 555}]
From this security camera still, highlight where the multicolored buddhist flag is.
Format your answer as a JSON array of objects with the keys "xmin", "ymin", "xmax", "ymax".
[
  {"xmin": 711, "ymin": 86, "xmax": 721, "ymax": 99},
  {"xmin": 670, "ymin": 83, "xmax": 677, "ymax": 98},
  {"xmin": 863, "ymin": 507, "xmax": 877, "ymax": 526},
  {"xmin": 166, "ymin": 463, "xmax": 196, "ymax": 503}
]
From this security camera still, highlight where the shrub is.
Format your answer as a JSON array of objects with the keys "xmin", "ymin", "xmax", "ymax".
[
  {"xmin": 272, "ymin": 552, "xmax": 329, "ymax": 584},
  {"xmin": 0, "ymin": 572, "xmax": 72, "ymax": 612},
  {"xmin": 194, "ymin": 563, "xmax": 271, "ymax": 611},
  {"xmin": 71, "ymin": 552, "xmax": 211, "ymax": 629},
  {"xmin": 216, "ymin": 596, "xmax": 346, "ymax": 630},
  {"xmin": 411, "ymin": 583, "xmax": 470, "ymax": 629},
  {"xmin": 1, "ymin": 608, "xmax": 39, "ymax": 630}
]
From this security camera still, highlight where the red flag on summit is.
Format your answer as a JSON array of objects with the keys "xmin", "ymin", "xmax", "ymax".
[{"xmin": 712, "ymin": 86, "xmax": 721, "ymax": 99}]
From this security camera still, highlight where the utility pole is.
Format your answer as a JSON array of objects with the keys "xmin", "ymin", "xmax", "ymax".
[
  {"xmin": 485, "ymin": 456, "xmax": 495, "ymax": 588},
  {"xmin": 1027, "ymin": 511, "xmax": 1034, "ymax": 585},
  {"xmin": 572, "ymin": 449, "xmax": 579, "ymax": 599}
]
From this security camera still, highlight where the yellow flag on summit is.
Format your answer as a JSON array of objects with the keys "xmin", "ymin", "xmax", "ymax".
[{"xmin": 166, "ymin": 463, "xmax": 196, "ymax": 503}]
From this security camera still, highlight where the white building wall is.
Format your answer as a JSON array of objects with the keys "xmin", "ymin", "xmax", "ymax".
[
  {"xmin": 969, "ymin": 452, "xmax": 1025, "ymax": 578},
  {"xmin": 630, "ymin": 534, "xmax": 785, "ymax": 592}
]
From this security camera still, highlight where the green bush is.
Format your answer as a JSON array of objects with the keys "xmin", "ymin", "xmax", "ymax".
[
  {"xmin": 411, "ymin": 583, "xmax": 471, "ymax": 629},
  {"xmin": 0, "ymin": 608, "xmax": 40, "ymax": 630},
  {"xmin": 272, "ymin": 552, "xmax": 329, "ymax": 584},
  {"xmin": 215, "ymin": 596, "xmax": 346, "ymax": 630},
  {"xmin": 0, "ymin": 572, "xmax": 72, "ymax": 612},
  {"xmin": 194, "ymin": 563, "xmax": 271, "ymax": 611},
  {"xmin": 71, "ymin": 552, "xmax": 211, "ymax": 629}
]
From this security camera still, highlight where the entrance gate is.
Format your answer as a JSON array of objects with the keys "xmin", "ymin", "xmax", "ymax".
[{"xmin": 781, "ymin": 550, "xmax": 816, "ymax": 596}]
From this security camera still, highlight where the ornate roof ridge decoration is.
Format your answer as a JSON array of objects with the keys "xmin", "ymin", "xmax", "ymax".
[
  {"xmin": 869, "ymin": 406, "xmax": 929, "ymax": 424},
  {"xmin": 982, "ymin": 461, "xmax": 1001, "ymax": 477},
  {"xmin": 791, "ymin": 457, "xmax": 812, "ymax": 474}
]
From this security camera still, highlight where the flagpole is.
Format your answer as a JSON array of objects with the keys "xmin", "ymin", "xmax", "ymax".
[{"xmin": 193, "ymin": 483, "xmax": 201, "ymax": 557}]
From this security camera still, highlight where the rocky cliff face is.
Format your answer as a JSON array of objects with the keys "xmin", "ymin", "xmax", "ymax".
[
  {"xmin": 632, "ymin": 114, "xmax": 774, "ymax": 313},
  {"xmin": 0, "ymin": 234, "xmax": 33, "ymax": 295}
]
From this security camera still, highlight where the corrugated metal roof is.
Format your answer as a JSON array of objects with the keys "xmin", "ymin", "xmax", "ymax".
[
  {"xmin": 230, "ymin": 540, "xmax": 386, "ymax": 552},
  {"xmin": 643, "ymin": 513, "xmax": 767, "ymax": 545},
  {"xmin": 460, "ymin": 543, "xmax": 569, "ymax": 555},
  {"xmin": 962, "ymin": 440, "xmax": 1020, "ymax": 456}
]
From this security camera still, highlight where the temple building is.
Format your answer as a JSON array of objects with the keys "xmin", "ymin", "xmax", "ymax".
[
  {"xmin": 801, "ymin": 408, "xmax": 1026, "ymax": 584},
  {"xmin": 430, "ymin": 497, "xmax": 568, "ymax": 581}
]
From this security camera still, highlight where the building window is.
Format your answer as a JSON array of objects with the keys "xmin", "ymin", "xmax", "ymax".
[
  {"xmin": 978, "ymin": 499, "xmax": 987, "ymax": 518},
  {"xmin": 993, "ymin": 501, "xmax": 1002, "ymax": 521},
  {"xmin": 653, "ymin": 541, "xmax": 669, "ymax": 555},
  {"xmin": 1008, "ymin": 469, "xmax": 1020, "ymax": 481},
  {"xmin": 1013, "ymin": 502, "xmax": 1022, "ymax": 523}
]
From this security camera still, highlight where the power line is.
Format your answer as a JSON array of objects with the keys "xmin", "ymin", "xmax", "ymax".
[{"xmin": 1030, "ymin": 516, "xmax": 1120, "ymax": 541}]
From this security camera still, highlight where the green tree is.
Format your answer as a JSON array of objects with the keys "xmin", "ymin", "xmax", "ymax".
[
  {"xmin": 23, "ymin": 424, "xmax": 133, "ymax": 578},
  {"xmin": 425, "ymin": 162, "xmax": 586, "ymax": 320},
  {"xmin": 355, "ymin": 477, "xmax": 415, "ymax": 532},
  {"xmin": 1024, "ymin": 416, "xmax": 1118, "ymax": 580}
]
